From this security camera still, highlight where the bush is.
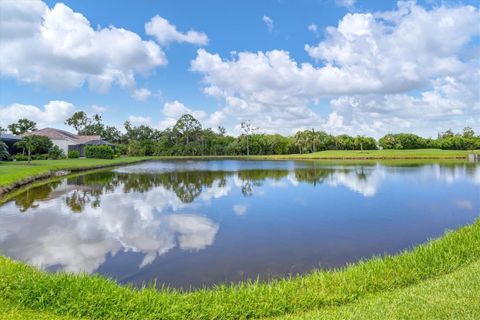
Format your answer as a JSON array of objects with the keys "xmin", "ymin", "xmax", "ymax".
[
  {"xmin": 32, "ymin": 154, "xmax": 49, "ymax": 160},
  {"xmin": 85, "ymin": 145, "xmax": 113, "ymax": 159},
  {"xmin": 48, "ymin": 145, "xmax": 65, "ymax": 160},
  {"xmin": 114, "ymin": 144, "xmax": 127, "ymax": 156},
  {"xmin": 14, "ymin": 154, "xmax": 29, "ymax": 161},
  {"xmin": 68, "ymin": 150, "xmax": 80, "ymax": 159},
  {"xmin": 127, "ymin": 141, "xmax": 146, "ymax": 156}
]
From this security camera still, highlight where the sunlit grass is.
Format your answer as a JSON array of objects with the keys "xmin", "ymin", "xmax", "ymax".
[{"xmin": 1, "ymin": 219, "xmax": 479, "ymax": 319}]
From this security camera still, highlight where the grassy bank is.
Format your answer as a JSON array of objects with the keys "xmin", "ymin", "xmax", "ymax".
[
  {"xmin": 253, "ymin": 148, "xmax": 479, "ymax": 160},
  {"xmin": 274, "ymin": 259, "xmax": 480, "ymax": 320},
  {"xmin": 1, "ymin": 219, "xmax": 479, "ymax": 319},
  {"xmin": 0, "ymin": 157, "xmax": 152, "ymax": 188}
]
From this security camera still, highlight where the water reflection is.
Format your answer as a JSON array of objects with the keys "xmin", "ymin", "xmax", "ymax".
[{"xmin": 0, "ymin": 160, "xmax": 479, "ymax": 289}]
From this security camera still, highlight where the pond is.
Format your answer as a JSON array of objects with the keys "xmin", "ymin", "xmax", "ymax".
[{"xmin": 0, "ymin": 160, "xmax": 479, "ymax": 290}]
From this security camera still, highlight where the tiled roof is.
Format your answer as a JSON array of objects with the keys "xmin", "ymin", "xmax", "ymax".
[{"xmin": 24, "ymin": 128, "xmax": 101, "ymax": 145}]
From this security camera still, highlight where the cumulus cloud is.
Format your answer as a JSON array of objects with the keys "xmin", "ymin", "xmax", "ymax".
[
  {"xmin": 132, "ymin": 88, "xmax": 152, "ymax": 101},
  {"xmin": 159, "ymin": 100, "xmax": 224, "ymax": 129},
  {"xmin": 191, "ymin": 2, "xmax": 480, "ymax": 136},
  {"xmin": 145, "ymin": 15, "xmax": 208, "ymax": 46},
  {"xmin": 0, "ymin": 0, "xmax": 166, "ymax": 91},
  {"xmin": 262, "ymin": 15, "xmax": 274, "ymax": 32},
  {"xmin": 0, "ymin": 100, "xmax": 75, "ymax": 128}
]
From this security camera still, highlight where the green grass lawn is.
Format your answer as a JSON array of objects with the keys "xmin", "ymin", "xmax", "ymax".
[
  {"xmin": 253, "ymin": 148, "xmax": 479, "ymax": 160},
  {"xmin": 273, "ymin": 259, "xmax": 480, "ymax": 320},
  {"xmin": 1, "ymin": 219, "xmax": 479, "ymax": 320},
  {"xmin": 0, "ymin": 157, "xmax": 151, "ymax": 188}
]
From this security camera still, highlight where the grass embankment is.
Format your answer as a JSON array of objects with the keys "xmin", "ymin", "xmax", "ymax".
[
  {"xmin": 1, "ymin": 220, "xmax": 479, "ymax": 319},
  {"xmin": 254, "ymin": 148, "xmax": 479, "ymax": 160},
  {"xmin": 0, "ymin": 157, "xmax": 151, "ymax": 189}
]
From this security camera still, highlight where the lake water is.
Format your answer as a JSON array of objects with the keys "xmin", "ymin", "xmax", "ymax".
[{"xmin": 0, "ymin": 160, "xmax": 479, "ymax": 290}]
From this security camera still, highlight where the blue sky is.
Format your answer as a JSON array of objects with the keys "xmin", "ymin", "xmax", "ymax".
[{"xmin": 0, "ymin": 0, "xmax": 479, "ymax": 137}]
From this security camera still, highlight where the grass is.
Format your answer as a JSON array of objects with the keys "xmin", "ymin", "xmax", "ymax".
[
  {"xmin": 273, "ymin": 259, "xmax": 480, "ymax": 320},
  {"xmin": 1, "ymin": 219, "xmax": 479, "ymax": 319},
  {"xmin": 0, "ymin": 157, "xmax": 151, "ymax": 188},
  {"xmin": 253, "ymin": 148, "xmax": 480, "ymax": 160}
]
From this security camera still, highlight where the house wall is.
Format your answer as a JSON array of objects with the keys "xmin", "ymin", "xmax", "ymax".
[{"xmin": 51, "ymin": 139, "xmax": 73, "ymax": 154}]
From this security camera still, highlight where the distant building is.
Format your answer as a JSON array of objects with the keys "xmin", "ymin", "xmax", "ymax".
[
  {"xmin": 0, "ymin": 133, "xmax": 21, "ymax": 154},
  {"xmin": 24, "ymin": 128, "xmax": 111, "ymax": 157}
]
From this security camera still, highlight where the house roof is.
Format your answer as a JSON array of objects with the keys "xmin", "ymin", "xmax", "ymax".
[
  {"xmin": 0, "ymin": 133, "xmax": 21, "ymax": 142},
  {"xmin": 24, "ymin": 128, "xmax": 101, "ymax": 145}
]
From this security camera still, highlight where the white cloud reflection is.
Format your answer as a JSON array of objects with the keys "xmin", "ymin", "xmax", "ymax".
[{"xmin": 0, "ymin": 184, "xmax": 221, "ymax": 273}]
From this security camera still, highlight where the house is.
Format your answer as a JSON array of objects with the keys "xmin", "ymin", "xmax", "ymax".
[
  {"xmin": 0, "ymin": 133, "xmax": 21, "ymax": 154},
  {"xmin": 24, "ymin": 128, "xmax": 112, "ymax": 157}
]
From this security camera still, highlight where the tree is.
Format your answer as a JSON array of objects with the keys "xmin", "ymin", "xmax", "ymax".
[
  {"xmin": 173, "ymin": 114, "xmax": 202, "ymax": 155},
  {"xmin": 240, "ymin": 120, "xmax": 258, "ymax": 156},
  {"xmin": 0, "ymin": 141, "xmax": 9, "ymax": 160},
  {"xmin": 0, "ymin": 126, "xmax": 6, "ymax": 134},
  {"xmin": 8, "ymin": 118, "xmax": 37, "ymax": 135},
  {"xmin": 65, "ymin": 111, "xmax": 90, "ymax": 133},
  {"xmin": 463, "ymin": 127, "xmax": 475, "ymax": 138},
  {"xmin": 15, "ymin": 135, "xmax": 53, "ymax": 163}
]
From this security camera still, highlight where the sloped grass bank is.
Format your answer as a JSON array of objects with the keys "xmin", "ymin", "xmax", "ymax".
[
  {"xmin": 1, "ymin": 220, "xmax": 479, "ymax": 319},
  {"xmin": 274, "ymin": 259, "xmax": 480, "ymax": 320},
  {"xmin": 0, "ymin": 157, "xmax": 152, "ymax": 190}
]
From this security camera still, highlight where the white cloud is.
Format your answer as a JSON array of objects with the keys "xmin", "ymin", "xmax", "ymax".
[
  {"xmin": 233, "ymin": 204, "xmax": 247, "ymax": 216},
  {"xmin": 132, "ymin": 88, "xmax": 152, "ymax": 101},
  {"xmin": 263, "ymin": 15, "xmax": 274, "ymax": 32},
  {"xmin": 335, "ymin": 0, "xmax": 356, "ymax": 9},
  {"xmin": 145, "ymin": 15, "xmax": 208, "ymax": 46},
  {"xmin": 159, "ymin": 100, "xmax": 222, "ymax": 129},
  {"xmin": 127, "ymin": 115, "xmax": 152, "ymax": 126},
  {"xmin": 0, "ymin": 0, "xmax": 166, "ymax": 91},
  {"xmin": 191, "ymin": 2, "xmax": 480, "ymax": 136},
  {"xmin": 91, "ymin": 105, "xmax": 107, "ymax": 113},
  {"xmin": 308, "ymin": 23, "xmax": 318, "ymax": 34},
  {"xmin": 0, "ymin": 100, "xmax": 75, "ymax": 129}
]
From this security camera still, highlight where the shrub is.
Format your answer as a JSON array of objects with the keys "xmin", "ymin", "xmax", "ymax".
[
  {"xmin": 68, "ymin": 150, "xmax": 80, "ymax": 159},
  {"xmin": 85, "ymin": 145, "xmax": 113, "ymax": 159},
  {"xmin": 127, "ymin": 141, "xmax": 146, "ymax": 156},
  {"xmin": 32, "ymin": 154, "xmax": 49, "ymax": 160},
  {"xmin": 114, "ymin": 144, "xmax": 127, "ymax": 156},
  {"xmin": 48, "ymin": 145, "xmax": 65, "ymax": 160},
  {"xmin": 14, "ymin": 154, "xmax": 29, "ymax": 161}
]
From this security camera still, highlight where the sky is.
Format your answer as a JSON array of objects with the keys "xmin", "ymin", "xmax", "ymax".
[{"xmin": 0, "ymin": 0, "xmax": 479, "ymax": 138}]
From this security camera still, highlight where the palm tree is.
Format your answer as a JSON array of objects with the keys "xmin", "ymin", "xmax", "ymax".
[
  {"xmin": 0, "ymin": 141, "xmax": 10, "ymax": 160},
  {"xmin": 15, "ymin": 136, "xmax": 37, "ymax": 164}
]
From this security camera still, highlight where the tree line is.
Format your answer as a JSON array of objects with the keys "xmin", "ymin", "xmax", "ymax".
[{"xmin": 1, "ymin": 112, "xmax": 479, "ymax": 160}]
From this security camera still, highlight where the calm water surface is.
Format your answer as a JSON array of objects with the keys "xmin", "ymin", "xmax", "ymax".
[{"xmin": 0, "ymin": 160, "xmax": 479, "ymax": 289}]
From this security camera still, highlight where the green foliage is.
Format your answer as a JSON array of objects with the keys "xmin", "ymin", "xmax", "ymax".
[
  {"xmin": 67, "ymin": 150, "xmax": 80, "ymax": 159},
  {"xmin": 0, "ymin": 141, "xmax": 10, "ymax": 160},
  {"xmin": 14, "ymin": 135, "xmax": 53, "ymax": 163},
  {"xmin": 7, "ymin": 118, "xmax": 37, "ymax": 135},
  {"xmin": 14, "ymin": 154, "xmax": 29, "ymax": 161},
  {"xmin": 379, "ymin": 133, "xmax": 428, "ymax": 149},
  {"xmin": 113, "ymin": 144, "xmax": 127, "ymax": 156},
  {"xmin": 127, "ymin": 141, "xmax": 146, "ymax": 156},
  {"xmin": 85, "ymin": 145, "xmax": 113, "ymax": 159},
  {"xmin": 47, "ymin": 146, "xmax": 65, "ymax": 160}
]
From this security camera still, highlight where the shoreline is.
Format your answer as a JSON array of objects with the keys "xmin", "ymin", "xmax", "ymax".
[{"xmin": 1, "ymin": 150, "xmax": 478, "ymax": 199}]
